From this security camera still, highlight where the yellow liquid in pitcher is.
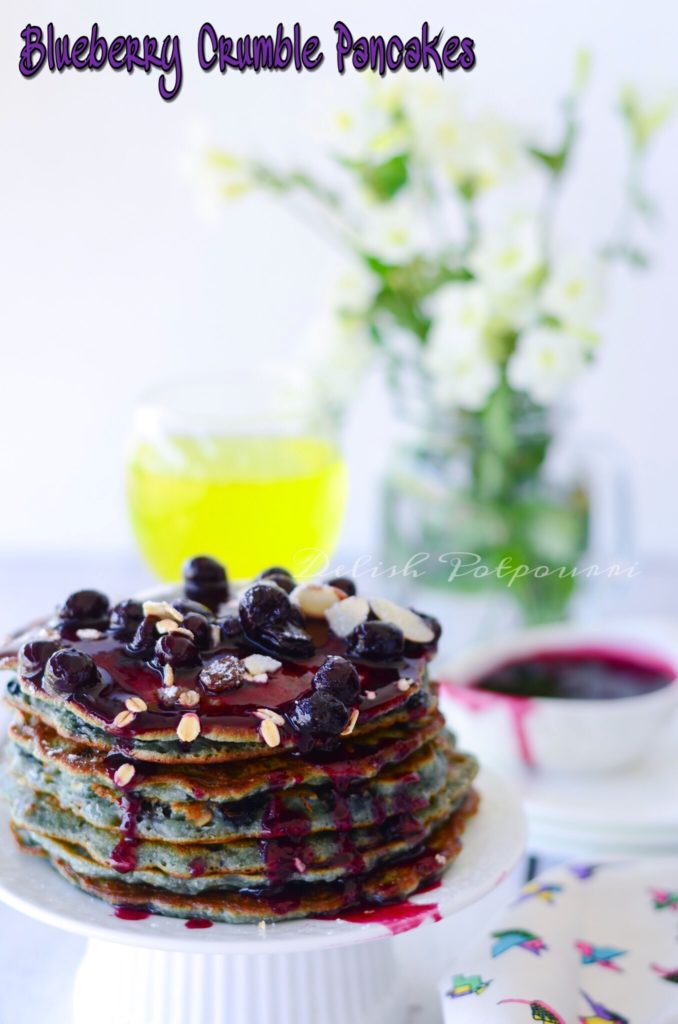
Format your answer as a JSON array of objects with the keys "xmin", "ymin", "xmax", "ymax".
[{"xmin": 127, "ymin": 435, "xmax": 347, "ymax": 582}]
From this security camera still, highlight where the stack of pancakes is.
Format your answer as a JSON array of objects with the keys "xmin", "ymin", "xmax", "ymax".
[{"xmin": 1, "ymin": 561, "xmax": 478, "ymax": 924}]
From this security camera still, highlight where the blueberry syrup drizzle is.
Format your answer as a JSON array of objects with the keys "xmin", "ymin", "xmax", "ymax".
[
  {"xmin": 110, "ymin": 794, "xmax": 141, "ymax": 873},
  {"xmin": 185, "ymin": 919, "xmax": 213, "ymax": 929},
  {"xmin": 4, "ymin": 621, "xmax": 432, "ymax": 748},
  {"xmin": 335, "ymin": 899, "xmax": 441, "ymax": 935}
]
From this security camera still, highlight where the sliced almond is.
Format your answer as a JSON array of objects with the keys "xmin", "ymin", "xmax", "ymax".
[
  {"xmin": 434, "ymin": 852, "xmax": 447, "ymax": 866},
  {"xmin": 294, "ymin": 857, "xmax": 307, "ymax": 873},
  {"xmin": 260, "ymin": 718, "xmax": 281, "ymax": 748},
  {"xmin": 159, "ymin": 685, "xmax": 179, "ymax": 706},
  {"xmin": 325, "ymin": 595, "xmax": 370, "ymax": 638},
  {"xmin": 113, "ymin": 709, "xmax": 135, "ymax": 729},
  {"xmin": 243, "ymin": 654, "xmax": 282, "ymax": 676},
  {"xmin": 290, "ymin": 583, "xmax": 345, "ymax": 619},
  {"xmin": 365, "ymin": 690, "xmax": 376, "ymax": 701},
  {"xmin": 113, "ymin": 763, "xmax": 136, "ymax": 788},
  {"xmin": 397, "ymin": 677, "xmax": 415, "ymax": 692},
  {"xmin": 369, "ymin": 598, "xmax": 434, "ymax": 643},
  {"xmin": 173, "ymin": 627, "xmax": 195, "ymax": 639},
  {"xmin": 177, "ymin": 713, "xmax": 201, "ymax": 743},
  {"xmin": 211, "ymin": 624, "xmax": 222, "ymax": 647},
  {"xmin": 163, "ymin": 664, "xmax": 175, "ymax": 687},
  {"xmin": 76, "ymin": 628, "xmax": 104, "ymax": 640},
  {"xmin": 340, "ymin": 707, "xmax": 360, "ymax": 736},
  {"xmin": 142, "ymin": 600, "xmax": 184, "ymax": 623},
  {"xmin": 178, "ymin": 690, "xmax": 200, "ymax": 708},
  {"xmin": 125, "ymin": 697, "xmax": 147, "ymax": 713},
  {"xmin": 156, "ymin": 618, "xmax": 180, "ymax": 635},
  {"xmin": 253, "ymin": 708, "xmax": 285, "ymax": 727}
]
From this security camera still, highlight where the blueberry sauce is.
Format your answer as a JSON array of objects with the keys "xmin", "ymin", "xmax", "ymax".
[
  {"xmin": 185, "ymin": 918, "xmax": 213, "ymax": 929},
  {"xmin": 3, "ymin": 624, "xmax": 430, "ymax": 746},
  {"xmin": 471, "ymin": 648, "xmax": 675, "ymax": 701},
  {"xmin": 110, "ymin": 794, "xmax": 141, "ymax": 873},
  {"xmin": 114, "ymin": 907, "xmax": 150, "ymax": 921},
  {"xmin": 335, "ymin": 899, "xmax": 441, "ymax": 935}
]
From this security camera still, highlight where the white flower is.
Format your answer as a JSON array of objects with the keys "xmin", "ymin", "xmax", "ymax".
[
  {"xmin": 329, "ymin": 82, "xmax": 411, "ymax": 161},
  {"xmin": 507, "ymin": 326, "xmax": 587, "ymax": 405},
  {"xmin": 358, "ymin": 195, "xmax": 432, "ymax": 262},
  {"xmin": 332, "ymin": 268, "xmax": 375, "ymax": 316},
  {"xmin": 424, "ymin": 284, "xmax": 500, "ymax": 411},
  {"xmin": 469, "ymin": 216, "xmax": 543, "ymax": 290},
  {"xmin": 540, "ymin": 257, "xmax": 603, "ymax": 328},
  {"xmin": 403, "ymin": 83, "xmax": 525, "ymax": 193},
  {"xmin": 304, "ymin": 313, "xmax": 374, "ymax": 414}
]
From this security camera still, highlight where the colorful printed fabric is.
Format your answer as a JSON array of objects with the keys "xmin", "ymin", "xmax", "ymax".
[{"xmin": 439, "ymin": 861, "xmax": 678, "ymax": 1024}]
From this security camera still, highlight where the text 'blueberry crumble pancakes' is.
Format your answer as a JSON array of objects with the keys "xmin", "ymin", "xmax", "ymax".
[{"xmin": 0, "ymin": 558, "xmax": 479, "ymax": 924}]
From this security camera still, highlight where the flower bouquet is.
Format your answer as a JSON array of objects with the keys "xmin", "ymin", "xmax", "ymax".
[{"xmin": 204, "ymin": 59, "xmax": 672, "ymax": 623}]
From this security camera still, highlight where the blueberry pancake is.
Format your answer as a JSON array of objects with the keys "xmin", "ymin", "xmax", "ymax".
[{"xmin": 1, "ymin": 557, "xmax": 479, "ymax": 923}]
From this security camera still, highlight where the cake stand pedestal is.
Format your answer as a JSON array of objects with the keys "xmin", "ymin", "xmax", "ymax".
[
  {"xmin": 74, "ymin": 938, "xmax": 403, "ymax": 1024},
  {"xmin": 0, "ymin": 769, "xmax": 525, "ymax": 1024}
]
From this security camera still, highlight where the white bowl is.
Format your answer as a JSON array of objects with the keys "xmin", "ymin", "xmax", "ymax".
[{"xmin": 439, "ymin": 619, "xmax": 678, "ymax": 776}]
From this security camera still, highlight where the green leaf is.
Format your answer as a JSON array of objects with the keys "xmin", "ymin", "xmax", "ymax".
[
  {"xmin": 527, "ymin": 145, "xmax": 568, "ymax": 176},
  {"xmin": 341, "ymin": 153, "xmax": 409, "ymax": 201}
]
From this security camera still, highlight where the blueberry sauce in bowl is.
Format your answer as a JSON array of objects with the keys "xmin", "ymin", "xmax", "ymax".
[
  {"xmin": 441, "ymin": 622, "xmax": 678, "ymax": 775},
  {"xmin": 473, "ymin": 648, "xmax": 675, "ymax": 701}
]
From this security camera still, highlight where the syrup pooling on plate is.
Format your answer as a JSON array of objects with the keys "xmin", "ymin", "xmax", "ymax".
[{"xmin": 3, "ymin": 556, "xmax": 480, "ymax": 923}]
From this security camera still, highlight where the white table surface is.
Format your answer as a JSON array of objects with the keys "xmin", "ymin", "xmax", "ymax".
[{"xmin": 0, "ymin": 550, "xmax": 525, "ymax": 1024}]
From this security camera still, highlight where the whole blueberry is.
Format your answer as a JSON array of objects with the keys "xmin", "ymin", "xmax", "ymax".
[
  {"xmin": 43, "ymin": 648, "xmax": 100, "ymax": 696},
  {"xmin": 127, "ymin": 616, "xmax": 158, "ymax": 656},
  {"xmin": 239, "ymin": 583, "xmax": 290, "ymax": 632},
  {"xmin": 109, "ymin": 600, "xmax": 144, "ymax": 638},
  {"xmin": 217, "ymin": 613, "xmax": 243, "ymax": 642},
  {"xmin": 328, "ymin": 576, "xmax": 357, "ymax": 597},
  {"xmin": 154, "ymin": 633, "xmax": 200, "ymax": 668},
  {"xmin": 185, "ymin": 581, "xmax": 228, "ymax": 613},
  {"xmin": 346, "ymin": 621, "xmax": 404, "ymax": 662},
  {"xmin": 183, "ymin": 556, "xmax": 227, "ymax": 584},
  {"xmin": 183, "ymin": 556, "xmax": 229, "ymax": 612},
  {"xmin": 182, "ymin": 612, "xmax": 212, "ymax": 649},
  {"xmin": 19, "ymin": 640, "xmax": 61, "ymax": 679},
  {"xmin": 173, "ymin": 598, "xmax": 213, "ymax": 618},
  {"xmin": 58, "ymin": 589, "xmax": 110, "ymax": 626},
  {"xmin": 258, "ymin": 566, "xmax": 292, "ymax": 581},
  {"xmin": 287, "ymin": 691, "xmax": 349, "ymax": 737},
  {"xmin": 313, "ymin": 656, "xmax": 360, "ymax": 705},
  {"xmin": 256, "ymin": 622, "xmax": 315, "ymax": 660},
  {"xmin": 260, "ymin": 572, "xmax": 295, "ymax": 594},
  {"xmin": 257, "ymin": 567, "xmax": 295, "ymax": 593}
]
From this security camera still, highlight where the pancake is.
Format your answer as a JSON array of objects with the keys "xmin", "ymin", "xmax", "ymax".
[
  {"xmin": 12, "ymin": 790, "xmax": 480, "ymax": 924},
  {"xmin": 1, "ymin": 558, "xmax": 480, "ymax": 922}
]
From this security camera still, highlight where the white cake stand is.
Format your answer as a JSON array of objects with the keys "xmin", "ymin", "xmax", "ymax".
[{"xmin": 0, "ymin": 768, "xmax": 525, "ymax": 1024}]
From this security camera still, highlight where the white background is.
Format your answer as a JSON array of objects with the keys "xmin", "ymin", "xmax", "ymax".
[{"xmin": 1, "ymin": 0, "xmax": 677, "ymax": 571}]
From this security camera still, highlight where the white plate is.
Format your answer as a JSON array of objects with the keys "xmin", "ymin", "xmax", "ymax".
[
  {"xmin": 0, "ymin": 767, "xmax": 525, "ymax": 955},
  {"xmin": 522, "ymin": 723, "xmax": 678, "ymax": 833}
]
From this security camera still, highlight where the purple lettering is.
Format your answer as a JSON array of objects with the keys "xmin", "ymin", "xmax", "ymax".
[
  {"xmin": 334, "ymin": 21, "xmax": 352, "ymax": 73},
  {"xmin": 387, "ymin": 36, "xmax": 404, "ymax": 72},
  {"xmin": 419, "ymin": 23, "xmax": 443, "ymax": 74},
  {"xmin": 198, "ymin": 23, "xmax": 217, "ymax": 71},
  {"xmin": 18, "ymin": 25, "xmax": 46, "ymax": 77},
  {"xmin": 459, "ymin": 38, "xmax": 476, "ymax": 70},
  {"xmin": 301, "ymin": 35, "xmax": 322, "ymax": 70}
]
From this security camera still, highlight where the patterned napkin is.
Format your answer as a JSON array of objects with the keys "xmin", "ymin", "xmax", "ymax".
[{"xmin": 439, "ymin": 861, "xmax": 678, "ymax": 1024}]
